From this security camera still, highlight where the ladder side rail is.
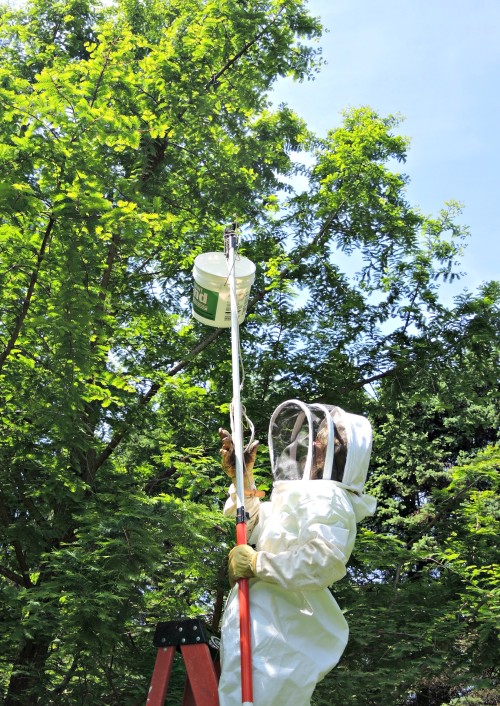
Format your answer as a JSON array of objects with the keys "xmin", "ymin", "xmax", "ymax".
[
  {"xmin": 146, "ymin": 646, "xmax": 176, "ymax": 706},
  {"xmin": 181, "ymin": 643, "xmax": 220, "ymax": 706}
]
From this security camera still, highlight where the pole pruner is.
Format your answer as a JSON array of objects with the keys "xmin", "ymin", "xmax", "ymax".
[{"xmin": 224, "ymin": 220, "xmax": 254, "ymax": 706}]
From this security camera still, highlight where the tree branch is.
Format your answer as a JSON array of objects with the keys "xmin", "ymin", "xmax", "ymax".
[
  {"xmin": 89, "ymin": 43, "xmax": 115, "ymax": 109},
  {"xmin": 206, "ymin": 29, "xmax": 266, "ymax": 89},
  {"xmin": 402, "ymin": 283, "xmax": 421, "ymax": 335},
  {"xmin": 0, "ymin": 565, "xmax": 25, "ymax": 587},
  {"xmin": 405, "ymin": 479, "xmax": 478, "ymax": 551},
  {"xmin": 340, "ymin": 367, "xmax": 398, "ymax": 392},
  {"xmin": 99, "ymin": 231, "xmax": 119, "ymax": 294},
  {"xmin": 141, "ymin": 7, "xmax": 285, "ymax": 184},
  {"xmin": 0, "ymin": 217, "xmax": 55, "ymax": 372},
  {"xmin": 49, "ymin": 654, "xmax": 81, "ymax": 700},
  {"xmin": 0, "ymin": 494, "xmax": 33, "ymax": 587},
  {"xmin": 206, "ymin": 6, "xmax": 286, "ymax": 89},
  {"xmin": 93, "ymin": 328, "xmax": 224, "ymax": 470}
]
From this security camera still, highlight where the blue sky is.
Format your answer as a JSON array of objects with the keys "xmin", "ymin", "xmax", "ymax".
[{"xmin": 271, "ymin": 0, "xmax": 500, "ymax": 300}]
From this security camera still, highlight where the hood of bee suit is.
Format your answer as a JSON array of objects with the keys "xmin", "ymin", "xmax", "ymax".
[
  {"xmin": 328, "ymin": 405, "xmax": 377, "ymax": 521},
  {"xmin": 268, "ymin": 400, "xmax": 377, "ymax": 522}
]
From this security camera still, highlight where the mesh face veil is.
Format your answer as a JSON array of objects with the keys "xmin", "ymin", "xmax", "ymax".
[{"xmin": 268, "ymin": 400, "xmax": 338, "ymax": 481}]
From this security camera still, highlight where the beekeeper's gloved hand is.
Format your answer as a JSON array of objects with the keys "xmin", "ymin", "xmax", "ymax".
[
  {"xmin": 228, "ymin": 544, "xmax": 258, "ymax": 587},
  {"xmin": 219, "ymin": 428, "xmax": 263, "ymax": 497}
]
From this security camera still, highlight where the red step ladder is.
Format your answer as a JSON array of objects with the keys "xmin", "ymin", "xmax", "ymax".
[{"xmin": 146, "ymin": 618, "xmax": 220, "ymax": 706}]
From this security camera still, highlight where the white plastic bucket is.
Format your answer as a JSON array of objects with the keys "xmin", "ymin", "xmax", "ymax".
[{"xmin": 192, "ymin": 252, "xmax": 256, "ymax": 328}]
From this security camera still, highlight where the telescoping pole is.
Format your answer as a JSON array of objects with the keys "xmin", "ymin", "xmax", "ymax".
[{"xmin": 225, "ymin": 224, "xmax": 254, "ymax": 706}]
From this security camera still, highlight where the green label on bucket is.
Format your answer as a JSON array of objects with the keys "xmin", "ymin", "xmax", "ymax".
[{"xmin": 193, "ymin": 281, "xmax": 219, "ymax": 321}]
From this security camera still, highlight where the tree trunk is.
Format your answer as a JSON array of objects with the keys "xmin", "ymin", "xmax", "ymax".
[{"xmin": 4, "ymin": 636, "xmax": 51, "ymax": 706}]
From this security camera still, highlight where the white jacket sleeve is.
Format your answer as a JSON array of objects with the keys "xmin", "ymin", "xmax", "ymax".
[
  {"xmin": 223, "ymin": 483, "xmax": 261, "ymax": 537},
  {"xmin": 254, "ymin": 494, "xmax": 356, "ymax": 592}
]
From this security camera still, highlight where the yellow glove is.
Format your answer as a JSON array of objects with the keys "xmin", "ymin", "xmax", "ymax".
[
  {"xmin": 219, "ymin": 428, "xmax": 264, "ymax": 497},
  {"xmin": 228, "ymin": 544, "xmax": 258, "ymax": 587}
]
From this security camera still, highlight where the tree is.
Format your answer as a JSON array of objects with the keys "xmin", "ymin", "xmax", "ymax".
[
  {"xmin": 0, "ymin": 0, "xmax": 498, "ymax": 704},
  {"xmin": 312, "ymin": 293, "xmax": 500, "ymax": 704},
  {"xmin": 0, "ymin": 0, "xmax": 322, "ymax": 702}
]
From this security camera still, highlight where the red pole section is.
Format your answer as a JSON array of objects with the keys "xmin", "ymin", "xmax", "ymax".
[{"xmin": 236, "ymin": 523, "xmax": 253, "ymax": 705}]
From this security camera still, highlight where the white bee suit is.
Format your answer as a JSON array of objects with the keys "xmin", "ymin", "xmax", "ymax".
[{"xmin": 218, "ymin": 407, "xmax": 376, "ymax": 706}]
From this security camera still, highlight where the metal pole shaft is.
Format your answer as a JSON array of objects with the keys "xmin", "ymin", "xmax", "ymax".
[{"xmin": 227, "ymin": 233, "xmax": 254, "ymax": 706}]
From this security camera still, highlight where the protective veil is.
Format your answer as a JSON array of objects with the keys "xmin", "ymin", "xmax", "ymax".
[{"xmin": 218, "ymin": 401, "xmax": 377, "ymax": 706}]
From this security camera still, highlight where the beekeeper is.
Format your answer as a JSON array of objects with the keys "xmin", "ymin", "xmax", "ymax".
[{"xmin": 217, "ymin": 400, "xmax": 377, "ymax": 706}]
